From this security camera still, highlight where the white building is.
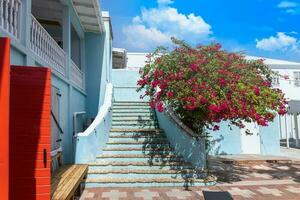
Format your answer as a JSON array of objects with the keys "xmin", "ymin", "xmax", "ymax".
[
  {"xmin": 125, "ymin": 53, "xmax": 300, "ymax": 149},
  {"xmin": 247, "ymin": 56, "xmax": 300, "ymax": 149}
]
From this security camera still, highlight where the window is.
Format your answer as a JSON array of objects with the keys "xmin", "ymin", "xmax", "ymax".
[{"xmin": 294, "ymin": 72, "xmax": 300, "ymax": 87}]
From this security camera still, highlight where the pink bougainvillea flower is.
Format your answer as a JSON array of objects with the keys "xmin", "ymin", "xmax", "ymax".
[
  {"xmin": 149, "ymin": 101, "xmax": 156, "ymax": 109},
  {"xmin": 151, "ymin": 80, "xmax": 159, "ymax": 88},
  {"xmin": 219, "ymin": 78, "xmax": 226, "ymax": 87},
  {"xmin": 137, "ymin": 38, "xmax": 288, "ymax": 133},
  {"xmin": 156, "ymin": 102, "xmax": 164, "ymax": 112},
  {"xmin": 190, "ymin": 63, "xmax": 198, "ymax": 72},
  {"xmin": 254, "ymin": 87, "xmax": 260, "ymax": 96},
  {"xmin": 167, "ymin": 91, "xmax": 174, "ymax": 98},
  {"xmin": 213, "ymin": 125, "xmax": 220, "ymax": 131},
  {"xmin": 209, "ymin": 104, "xmax": 220, "ymax": 113},
  {"xmin": 200, "ymin": 97, "xmax": 208, "ymax": 104}
]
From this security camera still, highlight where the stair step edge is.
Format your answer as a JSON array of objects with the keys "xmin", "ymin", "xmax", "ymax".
[
  {"xmin": 85, "ymin": 176, "xmax": 216, "ymax": 183},
  {"xmin": 88, "ymin": 169, "xmax": 196, "ymax": 174},
  {"xmin": 96, "ymin": 154, "xmax": 179, "ymax": 158},
  {"xmin": 110, "ymin": 129, "xmax": 163, "ymax": 132}
]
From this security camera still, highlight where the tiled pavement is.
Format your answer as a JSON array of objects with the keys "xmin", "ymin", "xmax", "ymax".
[
  {"xmin": 81, "ymin": 184, "xmax": 300, "ymax": 200},
  {"xmin": 80, "ymin": 162, "xmax": 300, "ymax": 200}
]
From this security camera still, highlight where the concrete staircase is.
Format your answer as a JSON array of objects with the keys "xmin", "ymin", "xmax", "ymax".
[{"xmin": 85, "ymin": 101, "xmax": 213, "ymax": 187}]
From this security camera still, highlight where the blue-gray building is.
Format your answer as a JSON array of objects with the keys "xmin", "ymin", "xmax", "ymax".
[{"xmin": 0, "ymin": 0, "xmax": 113, "ymax": 165}]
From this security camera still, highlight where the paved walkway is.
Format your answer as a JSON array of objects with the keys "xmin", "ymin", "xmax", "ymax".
[
  {"xmin": 81, "ymin": 161, "xmax": 300, "ymax": 200},
  {"xmin": 281, "ymin": 147, "xmax": 300, "ymax": 161}
]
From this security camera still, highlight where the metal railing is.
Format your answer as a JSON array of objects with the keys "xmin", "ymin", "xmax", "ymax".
[{"xmin": 0, "ymin": 0, "xmax": 21, "ymax": 39}]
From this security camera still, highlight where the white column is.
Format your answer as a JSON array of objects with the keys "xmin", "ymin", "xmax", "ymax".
[
  {"xmin": 279, "ymin": 116, "xmax": 282, "ymax": 139},
  {"xmin": 24, "ymin": 0, "xmax": 35, "ymax": 65},
  {"xmin": 62, "ymin": 5, "xmax": 71, "ymax": 79},
  {"xmin": 294, "ymin": 114, "xmax": 299, "ymax": 147},
  {"xmin": 285, "ymin": 115, "xmax": 289, "ymax": 148}
]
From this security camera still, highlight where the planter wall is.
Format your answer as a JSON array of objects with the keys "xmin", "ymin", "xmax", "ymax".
[{"xmin": 156, "ymin": 110, "xmax": 206, "ymax": 169}]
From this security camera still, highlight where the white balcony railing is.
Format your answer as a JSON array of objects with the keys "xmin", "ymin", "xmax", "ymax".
[
  {"xmin": 0, "ymin": 0, "xmax": 21, "ymax": 39},
  {"xmin": 30, "ymin": 15, "xmax": 66, "ymax": 77},
  {"xmin": 70, "ymin": 60, "xmax": 85, "ymax": 91}
]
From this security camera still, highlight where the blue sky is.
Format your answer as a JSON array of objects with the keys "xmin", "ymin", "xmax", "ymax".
[{"xmin": 102, "ymin": 0, "xmax": 300, "ymax": 62}]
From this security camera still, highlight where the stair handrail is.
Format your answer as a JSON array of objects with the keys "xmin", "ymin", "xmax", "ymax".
[{"xmin": 76, "ymin": 83, "xmax": 113, "ymax": 137}]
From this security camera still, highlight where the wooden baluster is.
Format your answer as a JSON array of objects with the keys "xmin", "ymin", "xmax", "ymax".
[
  {"xmin": 0, "ymin": 0, "xmax": 3, "ymax": 27},
  {"xmin": 30, "ymin": 19, "xmax": 33, "ymax": 50},
  {"xmin": 29, "ymin": 19, "xmax": 31, "ymax": 48},
  {"xmin": 51, "ymin": 43, "xmax": 54, "ymax": 70},
  {"xmin": 52, "ymin": 42, "xmax": 56, "ymax": 72},
  {"xmin": 34, "ymin": 21, "xmax": 37, "ymax": 54},
  {"xmin": 12, "ymin": 0, "xmax": 16, "ymax": 36},
  {"xmin": 32, "ymin": 20, "xmax": 36, "ymax": 53},
  {"xmin": 15, "ymin": 0, "xmax": 19, "ymax": 37},
  {"xmin": 60, "ymin": 51, "xmax": 63, "ymax": 74},
  {"xmin": 50, "ymin": 42, "xmax": 53, "ymax": 68},
  {"xmin": 41, "ymin": 29, "xmax": 44, "ymax": 58},
  {"xmin": 32, "ymin": 20, "xmax": 36, "ymax": 52},
  {"xmin": 46, "ymin": 35, "xmax": 49, "ymax": 64},
  {"xmin": 37, "ymin": 24, "xmax": 41, "ymax": 56},
  {"xmin": 48, "ymin": 37, "xmax": 51, "ymax": 64},
  {"xmin": 43, "ymin": 32, "xmax": 46, "ymax": 60},
  {"xmin": 9, "ymin": 0, "xmax": 12, "ymax": 34},
  {"xmin": 4, "ymin": 0, "xmax": 8, "ymax": 29},
  {"xmin": 39, "ymin": 27, "xmax": 42, "ymax": 57},
  {"xmin": 42, "ymin": 31, "xmax": 44, "ymax": 58},
  {"xmin": 38, "ymin": 27, "xmax": 41, "ymax": 57}
]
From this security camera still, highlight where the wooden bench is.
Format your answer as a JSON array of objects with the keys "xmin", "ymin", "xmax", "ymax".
[{"xmin": 51, "ymin": 164, "xmax": 88, "ymax": 200}]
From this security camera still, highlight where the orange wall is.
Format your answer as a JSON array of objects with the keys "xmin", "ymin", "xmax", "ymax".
[
  {"xmin": 0, "ymin": 38, "xmax": 10, "ymax": 200},
  {"xmin": 10, "ymin": 66, "xmax": 51, "ymax": 200}
]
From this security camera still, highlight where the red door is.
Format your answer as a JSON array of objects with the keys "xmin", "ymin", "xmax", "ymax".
[
  {"xmin": 0, "ymin": 38, "xmax": 10, "ymax": 200},
  {"xmin": 10, "ymin": 66, "xmax": 51, "ymax": 200}
]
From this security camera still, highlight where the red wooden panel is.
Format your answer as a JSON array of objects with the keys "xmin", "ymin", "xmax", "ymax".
[
  {"xmin": 10, "ymin": 66, "xmax": 51, "ymax": 200},
  {"xmin": 0, "ymin": 38, "xmax": 10, "ymax": 200}
]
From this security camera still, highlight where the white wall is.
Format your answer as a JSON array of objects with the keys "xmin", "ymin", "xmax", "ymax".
[
  {"xmin": 127, "ymin": 53, "xmax": 148, "ymax": 70},
  {"xmin": 273, "ymin": 69, "xmax": 300, "ymax": 100}
]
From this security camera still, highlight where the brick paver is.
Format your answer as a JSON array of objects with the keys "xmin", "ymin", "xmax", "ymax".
[
  {"xmin": 134, "ymin": 189, "xmax": 159, "ymax": 200},
  {"xmin": 227, "ymin": 187, "xmax": 256, "ymax": 198},
  {"xmin": 101, "ymin": 190, "xmax": 127, "ymax": 200},
  {"xmin": 166, "ymin": 189, "xmax": 192, "ymax": 199},
  {"xmin": 256, "ymin": 187, "xmax": 283, "ymax": 197},
  {"xmin": 285, "ymin": 185, "xmax": 300, "ymax": 194},
  {"xmin": 81, "ymin": 162, "xmax": 300, "ymax": 200}
]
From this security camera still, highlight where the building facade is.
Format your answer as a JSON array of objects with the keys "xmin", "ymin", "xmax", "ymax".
[{"xmin": 0, "ymin": 0, "xmax": 113, "ymax": 165}]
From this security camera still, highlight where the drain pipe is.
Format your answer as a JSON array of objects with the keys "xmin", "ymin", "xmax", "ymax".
[{"xmin": 73, "ymin": 112, "xmax": 86, "ymax": 137}]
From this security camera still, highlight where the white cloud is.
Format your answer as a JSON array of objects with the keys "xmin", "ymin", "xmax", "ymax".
[
  {"xmin": 277, "ymin": 1, "xmax": 298, "ymax": 8},
  {"xmin": 277, "ymin": 1, "xmax": 299, "ymax": 14},
  {"xmin": 123, "ymin": 24, "xmax": 171, "ymax": 50},
  {"xmin": 256, "ymin": 32, "xmax": 300, "ymax": 57},
  {"xmin": 157, "ymin": 0, "xmax": 174, "ymax": 6},
  {"xmin": 123, "ymin": 0, "xmax": 212, "ymax": 51},
  {"xmin": 139, "ymin": 7, "xmax": 212, "ymax": 37}
]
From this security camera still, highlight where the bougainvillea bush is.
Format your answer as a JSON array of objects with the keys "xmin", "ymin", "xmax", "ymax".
[{"xmin": 137, "ymin": 38, "xmax": 288, "ymax": 135}]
